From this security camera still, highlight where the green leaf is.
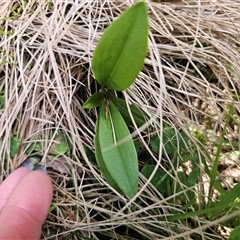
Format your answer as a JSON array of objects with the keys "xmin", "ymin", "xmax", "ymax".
[
  {"xmin": 83, "ymin": 91, "xmax": 106, "ymax": 109},
  {"xmin": 50, "ymin": 133, "xmax": 72, "ymax": 155},
  {"xmin": 92, "ymin": 2, "xmax": 148, "ymax": 91},
  {"xmin": 110, "ymin": 94, "xmax": 146, "ymax": 127},
  {"xmin": 150, "ymin": 128, "xmax": 189, "ymax": 155},
  {"xmin": 94, "ymin": 130, "xmax": 123, "ymax": 194},
  {"xmin": 134, "ymin": 139, "xmax": 141, "ymax": 153},
  {"xmin": 186, "ymin": 154, "xmax": 200, "ymax": 187},
  {"xmin": 208, "ymin": 104, "xmax": 234, "ymax": 202},
  {"xmin": 10, "ymin": 136, "xmax": 20, "ymax": 158},
  {"xmin": 50, "ymin": 138, "xmax": 69, "ymax": 155},
  {"xmin": 25, "ymin": 142, "xmax": 42, "ymax": 154},
  {"xmin": 168, "ymin": 181, "xmax": 240, "ymax": 221},
  {"xmin": 95, "ymin": 100, "xmax": 138, "ymax": 197},
  {"xmin": 0, "ymin": 95, "xmax": 5, "ymax": 109},
  {"xmin": 84, "ymin": 146, "xmax": 97, "ymax": 165},
  {"xmin": 141, "ymin": 165, "xmax": 168, "ymax": 195},
  {"xmin": 230, "ymin": 226, "xmax": 240, "ymax": 240},
  {"xmin": 175, "ymin": 171, "xmax": 188, "ymax": 203}
]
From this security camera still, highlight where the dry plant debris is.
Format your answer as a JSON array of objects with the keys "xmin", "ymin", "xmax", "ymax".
[{"xmin": 0, "ymin": 0, "xmax": 240, "ymax": 239}]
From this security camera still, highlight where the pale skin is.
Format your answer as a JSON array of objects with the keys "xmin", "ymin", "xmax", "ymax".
[{"xmin": 0, "ymin": 166, "xmax": 53, "ymax": 239}]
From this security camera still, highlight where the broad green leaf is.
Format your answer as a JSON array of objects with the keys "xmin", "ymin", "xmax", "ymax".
[
  {"xmin": 110, "ymin": 94, "xmax": 146, "ymax": 127},
  {"xmin": 50, "ymin": 132, "xmax": 72, "ymax": 155},
  {"xmin": 141, "ymin": 165, "xmax": 168, "ymax": 195},
  {"xmin": 94, "ymin": 129, "xmax": 123, "ymax": 194},
  {"xmin": 50, "ymin": 138, "xmax": 69, "ymax": 155},
  {"xmin": 10, "ymin": 136, "xmax": 20, "ymax": 158},
  {"xmin": 134, "ymin": 139, "xmax": 141, "ymax": 153},
  {"xmin": 25, "ymin": 142, "xmax": 42, "ymax": 154},
  {"xmin": 83, "ymin": 91, "xmax": 106, "ymax": 109},
  {"xmin": 92, "ymin": 2, "xmax": 148, "ymax": 91},
  {"xmin": 95, "ymin": 100, "xmax": 138, "ymax": 197},
  {"xmin": 229, "ymin": 226, "xmax": 240, "ymax": 240},
  {"xmin": 150, "ymin": 128, "xmax": 189, "ymax": 155}
]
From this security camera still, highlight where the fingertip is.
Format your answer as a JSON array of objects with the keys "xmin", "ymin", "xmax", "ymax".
[
  {"xmin": 0, "ymin": 167, "xmax": 31, "ymax": 213},
  {"xmin": 0, "ymin": 169, "xmax": 53, "ymax": 239},
  {"xmin": 24, "ymin": 170, "xmax": 53, "ymax": 223}
]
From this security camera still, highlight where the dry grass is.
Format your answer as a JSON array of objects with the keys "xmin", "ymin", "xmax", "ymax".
[{"xmin": 0, "ymin": 0, "xmax": 240, "ymax": 239}]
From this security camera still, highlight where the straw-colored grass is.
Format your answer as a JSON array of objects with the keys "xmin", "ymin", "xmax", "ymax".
[{"xmin": 1, "ymin": 0, "xmax": 240, "ymax": 239}]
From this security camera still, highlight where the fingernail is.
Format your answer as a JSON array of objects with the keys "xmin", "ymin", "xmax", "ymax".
[
  {"xmin": 18, "ymin": 156, "xmax": 42, "ymax": 170},
  {"xmin": 34, "ymin": 165, "xmax": 48, "ymax": 174}
]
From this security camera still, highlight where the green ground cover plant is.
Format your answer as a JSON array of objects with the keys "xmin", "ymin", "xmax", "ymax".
[
  {"xmin": 1, "ymin": 0, "xmax": 240, "ymax": 239},
  {"xmin": 84, "ymin": 1, "xmax": 148, "ymax": 198}
]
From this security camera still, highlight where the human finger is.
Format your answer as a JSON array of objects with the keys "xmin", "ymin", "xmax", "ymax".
[
  {"xmin": 0, "ymin": 167, "xmax": 53, "ymax": 240},
  {"xmin": 0, "ymin": 157, "xmax": 41, "ymax": 213}
]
